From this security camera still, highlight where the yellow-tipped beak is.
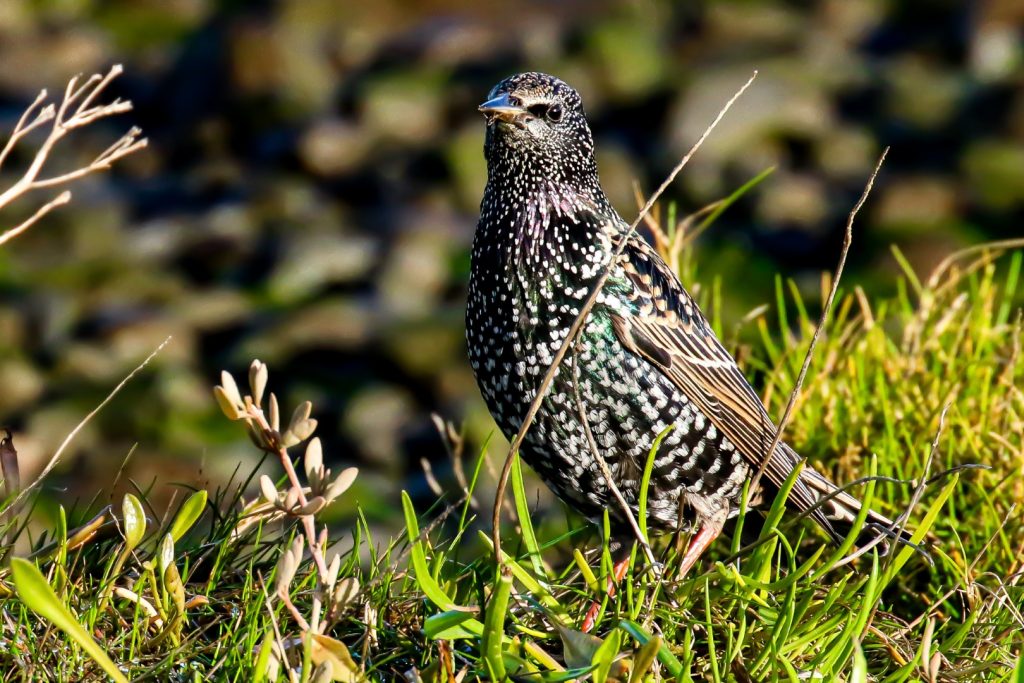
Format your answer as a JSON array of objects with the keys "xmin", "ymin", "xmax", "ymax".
[{"xmin": 478, "ymin": 93, "xmax": 528, "ymax": 124}]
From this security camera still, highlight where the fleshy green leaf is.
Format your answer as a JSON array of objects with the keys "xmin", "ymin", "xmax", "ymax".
[
  {"xmin": 482, "ymin": 564, "xmax": 512, "ymax": 680},
  {"xmin": 424, "ymin": 610, "xmax": 479, "ymax": 640},
  {"xmin": 158, "ymin": 533, "xmax": 174, "ymax": 574},
  {"xmin": 213, "ymin": 385, "xmax": 242, "ymax": 420},
  {"xmin": 11, "ymin": 558, "xmax": 129, "ymax": 683},
  {"xmin": 121, "ymin": 493, "xmax": 146, "ymax": 551},
  {"xmin": 401, "ymin": 491, "xmax": 488, "ymax": 638},
  {"xmin": 169, "ymin": 489, "xmax": 207, "ymax": 542},
  {"xmin": 592, "ymin": 628, "xmax": 623, "ymax": 683},
  {"xmin": 249, "ymin": 360, "xmax": 268, "ymax": 406},
  {"xmin": 630, "ymin": 635, "xmax": 661, "ymax": 683},
  {"xmin": 618, "ymin": 620, "xmax": 683, "ymax": 679}
]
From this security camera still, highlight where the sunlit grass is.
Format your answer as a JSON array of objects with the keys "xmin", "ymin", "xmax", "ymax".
[{"xmin": 1, "ymin": 241, "xmax": 1022, "ymax": 681}]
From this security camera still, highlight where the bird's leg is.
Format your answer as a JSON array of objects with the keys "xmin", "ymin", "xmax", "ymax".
[
  {"xmin": 581, "ymin": 554, "xmax": 631, "ymax": 633},
  {"xmin": 677, "ymin": 516, "xmax": 725, "ymax": 579}
]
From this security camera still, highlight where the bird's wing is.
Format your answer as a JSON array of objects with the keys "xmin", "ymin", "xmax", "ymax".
[{"xmin": 606, "ymin": 235, "xmax": 836, "ymax": 534}]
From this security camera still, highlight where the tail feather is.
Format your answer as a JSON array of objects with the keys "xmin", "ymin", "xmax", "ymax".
[{"xmin": 797, "ymin": 465, "xmax": 915, "ymax": 556}]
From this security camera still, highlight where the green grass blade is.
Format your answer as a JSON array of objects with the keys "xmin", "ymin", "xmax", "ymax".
[
  {"xmin": 851, "ymin": 640, "xmax": 867, "ymax": 683},
  {"xmin": 997, "ymin": 249, "xmax": 1021, "ymax": 326},
  {"xmin": 511, "ymin": 453, "xmax": 547, "ymax": 577},
  {"xmin": 695, "ymin": 166, "xmax": 776, "ymax": 236},
  {"xmin": 459, "ymin": 434, "xmax": 492, "ymax": 531},
  {"xmin": 252, "ymin": 631, "xmax": 274, "ymax": 683},
  {"xmin": 477, "ymin": 530, "xmax": 568, "ymax": 622},
  {"xmin": 617, "ymin": 620, "xmax": 683, "ymax": 679},
  {"xmin": 879, "ymin": 473, "xmax": 959, "ymax": 590},
  {"xmin": 401, "ymin": 490, "xmax": 481, "ymax": 628},
  {"xmin": 482, "ymin": 564, "xmax": 513, "ymax": 680},
  {"xmin": 639, "ymin": 426, "xmax": 672, "ymax": 541},
  {"xmin": 11, "ymin": 558, "xmax": 129, "ymax": 683}
]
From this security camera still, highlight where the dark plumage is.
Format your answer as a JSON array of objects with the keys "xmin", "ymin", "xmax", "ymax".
[{"xmin": 466, "ymin": 73, "xmax": 909, "ymax": 593}]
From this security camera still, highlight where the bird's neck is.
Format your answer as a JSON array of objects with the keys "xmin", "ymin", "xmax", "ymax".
[
  {"xmin": 481, "ymin": 145, "xmax": 614, "ymax": 237},
  {"xmin": 482, "ymin": 171, "xmax": 612, "ymax": 258},
  {"xmin": 475, "ymin": 172, "xmax": 619, "ymax": 332},
  {"xmin": 485, "ymin": 138, "xmax": 604, "ymax": 197}
]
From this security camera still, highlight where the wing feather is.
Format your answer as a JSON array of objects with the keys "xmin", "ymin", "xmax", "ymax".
[{"xmin": 608, "ymin": 237, "xmax": 837, "ymax": 535}]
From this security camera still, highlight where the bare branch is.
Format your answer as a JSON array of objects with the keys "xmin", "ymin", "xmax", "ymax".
[
  {"xmin": 76, "ymin": 64, "xmax": 123, "ymax": 117},
  {"xmin": 0, "ymin": 91, "xmax": 53, "ymax": 169},
  {"xmin": 490, "ymin": 71, "xmax": 759, "ymax": 560},
  {"xmin": 0, "ymin": 64, "xmax": 146, "ymax": 246},
  {"xmin": 0, "ymin": 190, "xmax": 71, "ymax": 247},
  {"xmin": 32, "ymin": 128, "xmax": 146, "ymax": 190}
]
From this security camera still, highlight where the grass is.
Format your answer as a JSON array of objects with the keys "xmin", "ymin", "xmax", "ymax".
[{"xmin": 1, "ymin": 233, "xmax": 1023, "ymax": 681}]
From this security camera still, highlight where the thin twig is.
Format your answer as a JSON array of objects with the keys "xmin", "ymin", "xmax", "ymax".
[
  {"xmin": 490, "ymin": 71, "xmax": 759, "ymax": 559},
  {"xmin": 0, "ymin": 190, "xmax": 70, "ymax": 247},
  {"xmin": 0, "ymin": 64, "xmax": 146, "ymax": 247},
  {"xmin": 0, "ymin": 91, "xmax": 52, "ymax": 169},
  {"xmin": 9, "ymin": 336, "xmax": 171, "ymax": 509},
  {"xmin": 925, "ymin": 237, "xmax": 1024, "ymax": 291},
  {"xmin": 872, "ymin": 403, "xmax": 949, "ymax": 576},
  {"xmin": 719, "ymin": 469, "xmax": 954, "ymax": 569},
  {"xmin": 744, "ymin": 148, "xmax": 889, "ymax": 507},
  {"xmin": 420, "ymin": 457, "xmax": 445, "ymax": 498}
]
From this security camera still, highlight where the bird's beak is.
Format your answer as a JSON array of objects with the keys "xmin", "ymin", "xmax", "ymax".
[{"xmin": 478, "ymin": 92, "xmax": 528, "ymax": 125}]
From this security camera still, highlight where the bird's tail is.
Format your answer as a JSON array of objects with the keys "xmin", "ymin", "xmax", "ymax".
[{"xmin": 798, "ymin": 465, "xmax": 915, "ymax": 556}]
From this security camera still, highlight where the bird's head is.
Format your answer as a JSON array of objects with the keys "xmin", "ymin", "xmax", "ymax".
[{"xmin": 479, "ymin": 72, "xmax": 596, "ymax": 184}]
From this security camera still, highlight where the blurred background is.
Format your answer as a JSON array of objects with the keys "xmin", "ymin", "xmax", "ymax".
[{"xmin": 0, "ymin": 0, "xmax": 1021, "ymax": 535}]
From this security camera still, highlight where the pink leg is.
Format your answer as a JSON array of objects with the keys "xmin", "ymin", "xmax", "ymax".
[
  {"xmin": 677, "ymin": 522, "xmax": 721, "ymax": 579},
  {"xmin": 581, "ymin": 555, "xmax": 631, "ymax": 633}
]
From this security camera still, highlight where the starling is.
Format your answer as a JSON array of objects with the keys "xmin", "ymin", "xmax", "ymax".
[{"xmin": 466, "ymin": 73, "xmax": 910, "ymax": 615}]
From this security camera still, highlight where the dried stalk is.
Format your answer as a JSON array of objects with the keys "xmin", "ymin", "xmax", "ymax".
[
  {"xmin": 0, "ymin": 64, "xmax": 147, "ymax": 247},
  {"xmin": 9, "ymin": 336, "xmax": 171, "ymax": 510},
  {"xmin": 744, "ymin": 148, "xmax": 889, "ymax": 506}
]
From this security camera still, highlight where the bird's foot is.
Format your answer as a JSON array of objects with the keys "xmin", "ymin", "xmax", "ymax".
[
  {"xmin": 640, "ymin": 560, "xmax": 666, "ymax": 581},
  {"xmin": 581, "ymin": 601, "xmax": 601, "ymax": 634},
  {"xmin": 580, "ymin": 555, "xmax": 632, "ymax": 633}
]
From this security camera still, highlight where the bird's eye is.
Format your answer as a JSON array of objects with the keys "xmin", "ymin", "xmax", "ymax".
[
  {"xmin": 527, "ymin": 103, "xmax": 549, "ymax": 119},
  {"xmin": 526, "ymin": 103, "xmax": 563, "ymax": 123}
]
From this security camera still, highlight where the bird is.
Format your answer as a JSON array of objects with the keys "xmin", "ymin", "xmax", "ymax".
[{"xmin": 465, "ymin": 72, "xmax": 911, "ymax": 630}]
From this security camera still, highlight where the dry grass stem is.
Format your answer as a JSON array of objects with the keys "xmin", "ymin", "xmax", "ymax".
[
  {"xmin": 744, "ymin": 148, "xmax": 889, "ymax": 507},
  {"xmin": 9, "ymin": 336, "xmax": 171, "ymax": 510}
]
